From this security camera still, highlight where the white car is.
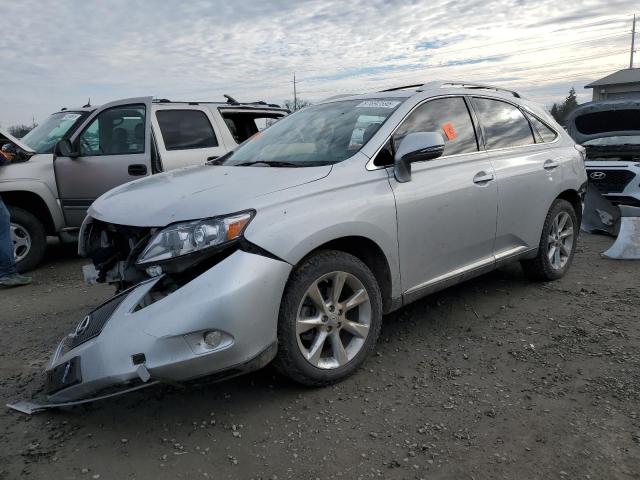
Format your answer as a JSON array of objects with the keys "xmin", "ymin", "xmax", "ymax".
[
  {"xmin": 567, "ymin": 100, "xmax": 640, "ymax": 207},
  {"xmin": 0, "ymin": 96, "xmax": 288, "ymax": 270}
]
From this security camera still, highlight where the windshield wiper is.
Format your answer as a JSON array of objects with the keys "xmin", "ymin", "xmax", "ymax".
[{"xmin": 234, "ymin": 161, "xmax": 302, "ymax": 167}]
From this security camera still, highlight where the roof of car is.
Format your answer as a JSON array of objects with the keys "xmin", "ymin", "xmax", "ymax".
[
  {"xmin": 54, "ymin": 98, "xmax": 288, "ymax": 115},
  {"xmin": 320, "ymin": 81, "xmax": 524, "ymax": 104}
]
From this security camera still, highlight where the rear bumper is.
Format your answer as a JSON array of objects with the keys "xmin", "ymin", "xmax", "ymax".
[{"xmin": 44, "ymin": 250, "xmax": 291, "ymax": 403}]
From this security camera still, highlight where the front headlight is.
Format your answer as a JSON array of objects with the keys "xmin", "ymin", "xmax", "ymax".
[{"xmin": 136, "ymin": 211, "xmax": 253, "ymax": 265}]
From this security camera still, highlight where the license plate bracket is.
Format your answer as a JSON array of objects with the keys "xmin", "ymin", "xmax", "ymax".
[{"xmin": 45, "ymin": 356, "xmax": 82, "ymax": 394}]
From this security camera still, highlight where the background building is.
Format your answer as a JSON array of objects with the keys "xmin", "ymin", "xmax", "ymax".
[{"xmin": 585, "ymin": 68, "xmax": 640, "ymax": 101}]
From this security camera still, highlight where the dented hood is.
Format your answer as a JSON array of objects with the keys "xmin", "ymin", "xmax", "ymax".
[
  {"xmin": 89, "ymin": 164, "xmax": 332, "ymax": 227},
  {"xmin": 0, "ymin": 128, "xmax": 36, "ymax": 154},
  {"xmin": 567, "ymin": 100, "xmax": 640, "ymax": 145}
]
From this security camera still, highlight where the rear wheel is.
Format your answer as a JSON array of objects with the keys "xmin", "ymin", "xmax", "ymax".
[
  {"xmin": 8, "ymin": 207, "xmax": 47, "ymax": 273},
  {"xmin": 274, "ymin": 250, "xmax": 382, "ymax": 386},
  {"xmin": 521, "ymin": 199, "xmax": 577, "ymax": 281}
]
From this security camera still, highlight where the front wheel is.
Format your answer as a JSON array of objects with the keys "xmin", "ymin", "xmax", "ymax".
[
  {"xmin": 274, "ymin": 250, "xmax": 382, "ymax": 386},
  {"xmin": 521, "ymin": 199, "xmax": 578, "ymax": 281},
  {"xmin": 8, "ymin": 207, "xmax": 47, "ymax": 273}
]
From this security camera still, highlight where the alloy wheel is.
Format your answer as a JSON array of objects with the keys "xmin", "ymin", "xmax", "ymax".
[
  {"xmin": 10, "ymin": 223, "xmax": 32, "ymax": 263},
  {"xmin": 296, "ymin": 271, "xmax": 371, "ymax": 369},
  {"xmin": 547, "ymin": 211, "xmax": 574, "ymax": 270}
]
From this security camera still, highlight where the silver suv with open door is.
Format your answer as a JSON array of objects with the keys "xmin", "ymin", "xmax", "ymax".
[{"xmin": 0, "ymin": 97, "xmax": 288, "ymax": 270}]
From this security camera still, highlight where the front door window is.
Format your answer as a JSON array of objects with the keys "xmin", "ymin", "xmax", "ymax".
[{"xmin": 79, "ymin": 105, "xmax": 146, "ymax": 156}]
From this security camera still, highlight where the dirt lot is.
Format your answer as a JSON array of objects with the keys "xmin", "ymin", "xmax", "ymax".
[{"xmin": 0, "ymin": 234, "xmax": 639, "ymax": 480}]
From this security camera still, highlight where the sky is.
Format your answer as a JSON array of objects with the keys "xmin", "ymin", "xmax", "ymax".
[{"xmin": 0, "ymin": 0, "xmax": 637, "ymax": 127}]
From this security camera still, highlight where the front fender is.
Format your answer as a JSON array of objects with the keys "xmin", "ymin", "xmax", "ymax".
[
  {"xmin": 244, "ymin": 164, "xmax": 402, "ymax": 300},
  {"xmin": 0, "ymin": 179, "xmax": 65, "ymax": 231}
]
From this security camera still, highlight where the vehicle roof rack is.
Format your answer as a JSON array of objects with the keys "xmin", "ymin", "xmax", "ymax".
[
  {"xmin": 419, "ymin": 80, "xmax": 522, "ymax": 98},
  {"xmin": 378, "ymin": 81, "xmax": 522, "ymax": 98},
  {"xmin": 379, "ymin": 84, "xmax": 423, "ymax": 92},
  {"xmin": 152, "ymin": 97, "xmax": 284, "ymax": 109}
]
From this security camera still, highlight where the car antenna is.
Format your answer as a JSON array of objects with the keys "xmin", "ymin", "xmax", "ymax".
[
  {"xmin": 224, "ymin": 94, "xmax": 240, "ymax": 105},
  {"xmin": 83, "ymin": 98, "xmax": 91, "ymax": 108}
]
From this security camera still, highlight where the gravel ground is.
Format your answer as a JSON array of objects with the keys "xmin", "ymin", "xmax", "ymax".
[{"xmin": 1, "ymin": 234, "xmax": 639, "ymax": 480}]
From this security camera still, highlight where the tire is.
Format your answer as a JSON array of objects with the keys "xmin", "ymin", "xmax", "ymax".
[
  {"xmin": 8, "ymin": 207, "xmax": 47, "ymax": 273},
  {"xmin": 521, "ymin": 199, "xmax": 578, "ymax": 281},
  {"xmin": 274, "ymin": 250, "xmax": 383, "ymax": 386}
]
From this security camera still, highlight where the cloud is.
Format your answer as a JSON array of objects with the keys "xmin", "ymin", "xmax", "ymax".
[{"xmin": 0, "ymin": 0, "xmax": 636, "ymax": 125}]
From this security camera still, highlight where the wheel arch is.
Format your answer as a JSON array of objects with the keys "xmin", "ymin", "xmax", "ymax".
[
  {"xmin": 0, "ymin": 190, "xmax": 56, "ymax": 235},
  {"xmin": 557, "ymin": 189, "xmax": 582, "ymax": 225},
  {"xmin": 296, "ymin": 235, "xmax": 397, "ymax": 314}
]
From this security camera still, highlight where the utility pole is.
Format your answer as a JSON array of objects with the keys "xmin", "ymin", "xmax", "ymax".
[
  {"xmin": 631, "ymin": 14, "xmax": 636, "ymax": 69},
  {"xmin": 293, "ymin": 72, "xmax": 298, "ymax": 111}
]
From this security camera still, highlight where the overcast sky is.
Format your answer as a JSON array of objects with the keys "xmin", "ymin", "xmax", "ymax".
[{"xmin": 0, "ymin": 0, "xmax": 637, "ymax": 127}]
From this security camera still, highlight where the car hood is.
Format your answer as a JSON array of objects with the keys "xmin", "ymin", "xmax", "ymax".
[
  {"xmin": 567, "ymin": 100, "xmax": 640, "ymax": 145},
  {"xmin": 0, "ymin": 128, "xmax": 36, "ymax": 154},
  {"xmin": 89, "ymin": 164, "xmax": 332, "ymax": 227}
]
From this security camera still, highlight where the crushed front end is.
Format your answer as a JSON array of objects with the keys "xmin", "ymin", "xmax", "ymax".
[{"xmin": 9, "ymin": 214, "xmax": 292, "ymax": 412}]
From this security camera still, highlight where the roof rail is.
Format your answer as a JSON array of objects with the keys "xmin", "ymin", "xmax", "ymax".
[
  {"xmin": 377, "ymin": 81, "xmax": 522, "ymax": 97},
  {"xmin": 418, "ymin": 80, "xmax": 522, "ymax": 98},
  {"xmin": 379, "ymin": 84, "xmax": 424, "ymax": 92},
  {"xmin": 152, "ymin": 98, "xmax": 285, "ymax": 109}
]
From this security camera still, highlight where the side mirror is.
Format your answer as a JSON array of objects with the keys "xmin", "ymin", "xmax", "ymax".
[
  {"xmin": 55, "ymin": 139, "xmax": 79, "ymax": 158},
  {"xmin": 393, "ymin": 132, "xmax": 445, "ymax": 183}
]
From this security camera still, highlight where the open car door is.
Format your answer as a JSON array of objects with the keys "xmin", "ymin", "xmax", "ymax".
[{"xmin": 54, "ymin": 97, "xmax": 153, "ymax": 227}]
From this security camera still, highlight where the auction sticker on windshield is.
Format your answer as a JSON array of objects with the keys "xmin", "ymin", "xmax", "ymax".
[
  {"xmin": 61, "ymin": 113, "xmax": 81, "ymax": 121},
  {"xmin": 356, "ymin": 100, "xmax": 401, "ymax": 109}
]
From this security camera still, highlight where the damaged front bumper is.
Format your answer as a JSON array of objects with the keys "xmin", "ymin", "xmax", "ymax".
[{"xmin": 7, "ymin": 250, "xmax": 291, "ymax": 413}]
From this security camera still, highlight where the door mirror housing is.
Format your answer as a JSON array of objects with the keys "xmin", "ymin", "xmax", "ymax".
[
  {"xmin": 393, "ymin": 132, "xmax": 445, "ymax": 183},
  {"xmin": 55, "ymin": 139, "xmax": 79, "ymax": 158}
]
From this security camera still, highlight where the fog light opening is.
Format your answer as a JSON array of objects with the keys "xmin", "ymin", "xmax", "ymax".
[{"xmin": 203, "ymin": 330, "xmax": 223, "ymax": 349}]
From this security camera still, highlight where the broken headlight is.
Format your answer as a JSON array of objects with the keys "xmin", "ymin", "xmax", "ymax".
[{"xmin": 136, "ymin": 211, "xmax": 253, "ymax": 265}]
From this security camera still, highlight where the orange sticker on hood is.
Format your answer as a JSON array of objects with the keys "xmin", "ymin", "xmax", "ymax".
[{"xmin": 442, "ymin": 122, "xmax": 457, "ymax": 140}]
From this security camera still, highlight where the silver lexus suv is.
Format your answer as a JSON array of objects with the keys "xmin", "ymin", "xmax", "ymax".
[{"xmin": 25, "ymin": 81, "xmax": 588, "ymax": 409}]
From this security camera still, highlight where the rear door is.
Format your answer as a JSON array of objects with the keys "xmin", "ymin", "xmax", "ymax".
[
  {"xmin": 54, "ymin": 97, "xmax": 152, "ymax": 227},
  {"xmin": 386, "ymin": 96, "xmax": 498, "ymax": 299},
  {"xmin": 470, "ymin": 96, "xmax": 562, "ymax": 256},
  {"xmin": 152, "ymin": 105, "xmax": 227, "ymax": 170}
]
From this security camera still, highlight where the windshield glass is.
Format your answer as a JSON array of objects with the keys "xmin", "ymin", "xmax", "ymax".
[
  {"xmin": 21, "ymin": 111, "xmax": 87, "ymax": 153},
  {"xmin": 584, "ymin": 135, "xmax": 640, "ymax": 147},
  {"xmin": 219, "ymin": 99, "xmax": 403, "ymax": 167}
]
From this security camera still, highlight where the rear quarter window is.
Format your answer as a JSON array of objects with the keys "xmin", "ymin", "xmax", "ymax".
[{"xmin": 525, "ymin": 112, "xmax": 558, "ymax": 143}]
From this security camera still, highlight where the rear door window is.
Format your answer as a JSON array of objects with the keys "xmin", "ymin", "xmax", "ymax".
[
  {"xmin": 393, "ymin": 96, "xmax": 479, "ymax": 157},
  {"xmin": 156, "ymin": 110, "xmax": 218, "ymax": 150},
  {"xmin": 472, "ymin": 98, "xmax": 535, "ymax": 149}
]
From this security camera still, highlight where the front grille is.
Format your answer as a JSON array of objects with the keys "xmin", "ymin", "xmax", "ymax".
[
  {"xmin": 587, "ymin": 169, "xmax": 636, "ymax": 193},
  {"xmin": 68, "ymin": 292, "xmax": 129, "ymax": 349}
]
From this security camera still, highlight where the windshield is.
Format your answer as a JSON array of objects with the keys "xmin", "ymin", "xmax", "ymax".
[
  {"xmin": 21, "ymin": 111, "xmax": 87, "ymax": 154},
  {"xmin": 583, "ymin": 135, "xmax": 640, "ymax": 147},
  {"xmin": 219, "ymin": 99, "xmax": 402, "ymax": 167}
]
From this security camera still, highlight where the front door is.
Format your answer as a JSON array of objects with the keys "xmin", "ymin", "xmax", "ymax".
[
  {"xmin": 54, "ymin": 97, "xmax": 153, "ymax": 227},
  {"xmin": 386, "ymin": 96, "xmax": 498, "ymax": 299}
]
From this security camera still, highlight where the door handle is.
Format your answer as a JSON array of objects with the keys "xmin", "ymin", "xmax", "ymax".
[
  {"xmin": 543, "ymin": 159, "xmax": 559, "ymax": 170},
  {"xmin": 128, "ymin": 164, "xmax": 148, "ymax": 176},
  {"xmin": 473, "ymin": 171, "xmax": 495, "ymax": 185}
]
